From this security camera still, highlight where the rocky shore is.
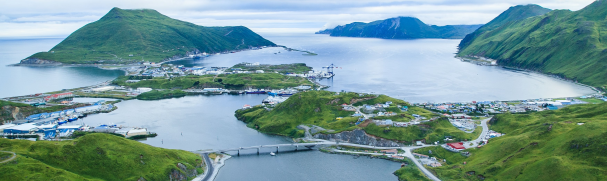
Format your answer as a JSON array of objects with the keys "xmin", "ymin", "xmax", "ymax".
[
  {"xmin": 314, "ymin": 129, "xmax": 403, "ymax": 147},
  {"xmin": 18, "ymin": 58, "xmax": 62, "ymax": 65}
]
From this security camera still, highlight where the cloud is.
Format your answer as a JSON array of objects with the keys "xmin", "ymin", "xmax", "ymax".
[
  {"xmin": 0, "ymin": 0, "xmax": 596, "ymax": 38},
  {"xmin": 0, "ymin": 22, "xmax": 87, "ymax": 38}
]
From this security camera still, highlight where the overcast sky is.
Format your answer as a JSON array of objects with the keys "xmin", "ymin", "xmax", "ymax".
[{"xmin": 0, "ymin": 0, "xmax": 595, "ymax": 38}]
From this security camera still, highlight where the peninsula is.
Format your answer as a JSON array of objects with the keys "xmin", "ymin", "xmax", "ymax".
[
  {"xmin": 20, "ymin": 7, "xmax": 276, "ymax": 65},
  {"xmin": 317, "ymin": 17, "xmax": 483, "ymax": 39}
]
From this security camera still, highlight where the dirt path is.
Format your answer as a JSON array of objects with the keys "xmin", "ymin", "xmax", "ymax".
[{"xmin": 0, "ymin": 151, "xmax": 17, "ymax": 164}]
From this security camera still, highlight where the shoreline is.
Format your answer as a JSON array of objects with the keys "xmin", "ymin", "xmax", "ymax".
[
  {"xmin": 191, "ymin": 154, "xmax": 231, "ymax": 181},
  {"xmin": 456, "ymin": 55, "xmax": 604, "ymax": 94},
  {"xmin": 10, "ymin": 45, "xmax": 288, "ymax": 68}
]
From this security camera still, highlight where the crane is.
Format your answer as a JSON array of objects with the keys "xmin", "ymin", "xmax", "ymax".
[{"xmin": 322, "ymin": 63, "xmax": 339, "ymax": 77}]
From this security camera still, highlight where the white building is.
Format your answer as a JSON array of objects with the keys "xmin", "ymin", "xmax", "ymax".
[
  {"xmin": 137, "ymin": 88, "xmax": 153, "ymax": 93},
  {"xmin": 91, "ymin": 86, "xmax": 115, "ymax": 92}
]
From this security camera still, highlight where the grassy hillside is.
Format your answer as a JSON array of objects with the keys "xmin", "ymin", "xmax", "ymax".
[
  {"xmin": 458, "ymin": 4, "xmax": 551, "ymax": 50},
  {"xmin": 408, "ymin": 103, "xmax": 607, "ymax": 180},
  {"xmin": 22, "ymin": 7, "xmax": 275, "ymax": 64},
  {"xmin": 235, "ymin": 91, "xmax": 479, "ymax": 143},
  {"xmin": 458, "ymin": 1, "xmax": 607, "ymax": 89},
  {"xmin": 329, "ymin": 17, "xmax": 482, "ymax": 39},
  {"xmin": 113, "ymin": 73, "xmax": 312, "ymax": 90},
  {"xmin": 0, "ymin": 133, "xmax": 203, "ymax": 181},
  {"xmin": 235, "ymin": 91, "xmax": 381, "ymax": 137},
  {"xmin": 230, "ymin": 63, "xmax": 312, "ymax": 74},
  {"xmin": 137, "ymin": 90, "xmax": 186, "ymax": 100}
]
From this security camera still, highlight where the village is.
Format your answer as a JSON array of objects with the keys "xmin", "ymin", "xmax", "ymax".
[
  {"xmin": 0, "ymin": 61, "xmax": 335, "ymax": 141},
  {"xmin": 415, "ymin": 94, "xmax": 606, "ymax": 114},
  {"xmin": 0, "ymin": 98, "xmax": 156, "ymax": 141}
]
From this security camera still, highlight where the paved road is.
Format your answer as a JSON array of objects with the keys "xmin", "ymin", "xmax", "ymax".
[
  {"xmin": 309, "ymin": 139, "xmax": 442, "ymax": 180},
  {"xmin": 464, "ymin": 117, "xmax": 492, "ymax": 149},
  {"xmin": 0, "ymin": 151, "xmax": 17, "ymax": 164},
  {"xmin": 201, "ymin": 153, "xmax": 214, "ymax": 181},
  {"xmin": 401, "ymin": 147, "xmax": 441, "ymax": 181}
]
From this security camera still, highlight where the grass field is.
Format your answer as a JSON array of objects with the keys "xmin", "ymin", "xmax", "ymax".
[
  {"xmin": 412, "ymin": 102, "xmax": 607, "ymax": 180},
  {"xmin": 0, "ymin": 133, "xmax": 203, "ymax": 181},
  {"xmin": 137, "ymin": 90, "xmax": 186, "ymax": 100},
  {"xmin": 0, "ymin": 151, "xmax": 13, "ymax": 162},
  {"xmin": 578, "ymin": 98, "xmax": 605, "ymax": 104},
  {"xmin": 113, "ymin": 73, "xmax": 311, "ymax": 90},
  {"xmin": 230, "ymin": 63, "xmax": 312, "ymax": 74},
  {"xmin": 394, "ymin": 164, "xmax": 432, "ymax": 181}
]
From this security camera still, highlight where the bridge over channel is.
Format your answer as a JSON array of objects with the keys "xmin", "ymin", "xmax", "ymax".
[{"xmin": 193, "ymin": 142, "xmax": 340, "ymax": 156}]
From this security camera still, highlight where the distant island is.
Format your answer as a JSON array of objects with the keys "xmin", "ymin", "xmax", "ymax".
[
  {"xmin": 20, "ymin": 7, "xmax": 276, "ymax": 65},
  {"xmin": 458, "ymin": 1, "xmax": 607, "ymax": 90},
  {"xmin": 314, "ymin": 29, "xmax": 332, "ymax": 34},
  {"xmin": 316, "ymin": 17, "xmax": 483, "ymax": 39}
]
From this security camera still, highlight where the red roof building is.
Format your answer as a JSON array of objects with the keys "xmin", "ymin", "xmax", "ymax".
[
  {"xmin": 447, "ymin": 142, "xmax": 465, "ymax": 150},
  {"xmin": 44, "ymin": 92, "xmax": 73, "ymax": 101}
]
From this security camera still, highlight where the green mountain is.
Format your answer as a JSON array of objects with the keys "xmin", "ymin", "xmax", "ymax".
[
  {"xmin": 0, "ymin": 133, "xmax": 203, "ymax": 180},
  {"xmin": 458, "ymin": 1, "xmax": 607, "ymax": 89},
  {"xmin": 408, "ymin": 102, "xmax": 607, "ymax": 181},
  {"xmin": 326, "ymin": 17, "xmax": 483, "ymax": 39},
  {"xmin": 21, "ymin": 7, "xmax": 275, "ymax": 64}
]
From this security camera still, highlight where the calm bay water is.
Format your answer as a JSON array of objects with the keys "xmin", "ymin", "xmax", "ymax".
[
  {"xmin": 74, "ymin": 95, "xmax": 402, "ymax": 181},
  {"xmin": 0, "ymin": 38, "xmax": 123, "ymax": 98},
  {"xmin": 0, "ymin": 34, "xmax": 597, "ymax": 180},
  {"xmin": 172, "ymin": 33, "xmax": 595, "ymax": 103}
]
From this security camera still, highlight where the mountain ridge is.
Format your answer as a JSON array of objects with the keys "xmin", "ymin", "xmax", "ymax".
[
  {"xmin": 319, "ymin": 16, "xmax": 483, "ymax": 39},
  {"xmin": 457, "ymin": 1, "xmax": 607, "ymax": 89}
]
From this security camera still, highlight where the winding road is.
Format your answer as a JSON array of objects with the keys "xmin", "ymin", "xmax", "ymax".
[
  {"xmin": 195, "ymin": 116, "xmax": 493, "ymax": 181},
  {"xmin": 463, "ymin": 117, "xmax": 492, "ymax": 149},
  {"xmin": 201, "ymin": 153, "xmax": 214, "ymax": 181},
  {"xmin": 0, "ymin": 151, "xmax": 17, "ymax": 164},
  {"xmin": 191, "ymin": 153, "xmax": 214, "ymax": 181}
]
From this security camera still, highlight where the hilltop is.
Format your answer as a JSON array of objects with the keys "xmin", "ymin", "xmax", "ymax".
[
  {"xmin": 235, "ymin": 91, "xmax": 480, "ymax": 144},
  {"xmin": 0, "ymin": 133, "xmax": 204, "ymax": 180},
  {"xmin": 458, "ymin": 1, "xmax": 607, "ymax": 89},
  {"xmin": 21, "ymin": 7, "xmax": 275, "ymax": 64},
  {"xmin": 404, "ymin": 102, "xmax": 607, "ymax": 180},
  {"xmin": 322, "ymin": 17, "xmax": 482, "ymax": 39}
]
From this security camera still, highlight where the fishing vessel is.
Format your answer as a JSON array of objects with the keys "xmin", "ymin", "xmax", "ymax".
[
  {"xmin": 77, "ymin": 113, "xmax": 87, "ymax": 118},
  {"xmin": 57, "ymin": 117, "xmax": 68, "ymax": 125},
  {"xmin": 68, "ymin": 115, "xmax": 78, "ymax": 122},
  {"xmin": 246, "ymin": 89, "xmax": 267, "ymax": 94}
]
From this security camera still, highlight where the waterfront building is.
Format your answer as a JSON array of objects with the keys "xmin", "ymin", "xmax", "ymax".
[{"xmin": 43, "ymin": 92, "xmax": 74, "ymax": 101}]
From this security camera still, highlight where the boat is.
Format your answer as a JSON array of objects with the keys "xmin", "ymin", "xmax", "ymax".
[
  {"xmin": 246, "ymin": 89, "xmax": 267, "ymax": 94},
  {"xmin": 270, "ymin": 152, "xmax": 276, "ymax": 156},
  {"xmin": 57, "ymin": 120, "xmax": 67, "ymax": 125},
  {"xmin": 78, "ymin": 113, "xmax": 87, "ymax": 118},
  {"xmin": 68, "ymin": 115, "xmax": 78, "ymax": 122}
]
